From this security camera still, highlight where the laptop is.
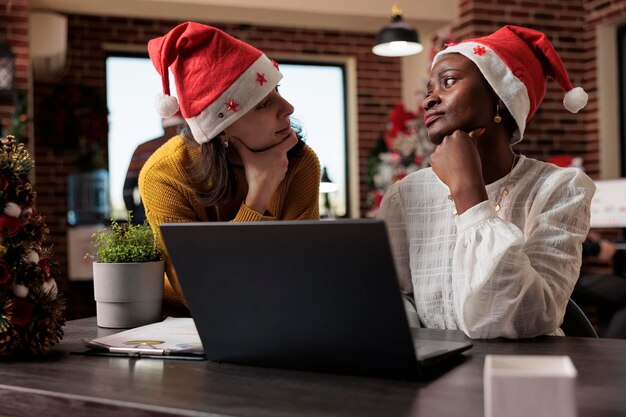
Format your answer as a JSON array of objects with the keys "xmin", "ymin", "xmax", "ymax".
[{"xmin": 160, "ymin": 219, "xmax": 472, "ymax": 380}]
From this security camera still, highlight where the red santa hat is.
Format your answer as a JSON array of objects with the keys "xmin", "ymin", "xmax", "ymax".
[
  {"xmin": 432, "ymin": 25, "xmax": 587, "ymax": 144},
  {"xmin": 148, "ymin": 22, "xmax": 282, "ymax": 144}
]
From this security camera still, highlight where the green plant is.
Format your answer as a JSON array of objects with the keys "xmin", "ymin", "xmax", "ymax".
[{"xmin": 87, "ymin": 215, "xmax": 161, "ymax": 263}]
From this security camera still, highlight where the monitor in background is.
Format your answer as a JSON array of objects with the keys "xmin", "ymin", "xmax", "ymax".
[{"xmin": 590, "ymin": 178, "xmax": 626, "ymax": 228}]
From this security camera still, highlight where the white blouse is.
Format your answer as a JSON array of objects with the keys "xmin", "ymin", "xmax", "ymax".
[{"xmin": 377, "ymin": 155, "xmax": 595, "ymax": 339}]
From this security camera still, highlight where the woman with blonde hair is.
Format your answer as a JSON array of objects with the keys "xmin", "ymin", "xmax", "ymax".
[{"xmin": 140, "ymin": 22, "xmax": 320, "ymax": 312}]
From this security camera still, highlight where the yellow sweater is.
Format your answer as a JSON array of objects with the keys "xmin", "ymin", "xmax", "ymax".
[{"xmin": 139, "ymin": 135, "xmax": 321, "ymax": 311}]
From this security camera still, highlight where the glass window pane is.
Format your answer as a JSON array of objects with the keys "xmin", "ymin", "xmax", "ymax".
[{"xmin": 278, "ymin": 63, "xmax": 347, "ymax": 217}]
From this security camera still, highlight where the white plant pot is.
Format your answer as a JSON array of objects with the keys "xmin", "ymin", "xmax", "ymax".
[{"xmin": 93, "ymin": 261, "xmax": 164, "ymax": 328}]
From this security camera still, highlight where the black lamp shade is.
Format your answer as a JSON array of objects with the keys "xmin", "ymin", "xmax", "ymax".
[
  {"xmin": 0, "ymin": 43, "xmax": 16, "ymax": 98},
  {"xmin": 373, "ymin": 15, "xmax": 423, "ymax": 57}
]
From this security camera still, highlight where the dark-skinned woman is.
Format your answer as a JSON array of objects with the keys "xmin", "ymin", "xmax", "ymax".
[{"xmin": 378, "ymin": 26, "xmax": 595, "ymax": 339}]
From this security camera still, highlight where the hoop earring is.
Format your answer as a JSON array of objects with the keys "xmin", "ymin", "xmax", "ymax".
[{"xmin": 494, "ymin": 103, "xmax": 502, "ymax": 124}]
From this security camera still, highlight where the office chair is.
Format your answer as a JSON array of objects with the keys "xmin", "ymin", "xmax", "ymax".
[{"xmin": 561, "ymin": 298, "xmax": 598, "ymax": 338}]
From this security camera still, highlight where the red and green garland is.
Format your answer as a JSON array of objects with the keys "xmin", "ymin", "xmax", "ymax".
[{"xmin": 0, "ymin": 136, "xmax": 65, "ymax": 356}]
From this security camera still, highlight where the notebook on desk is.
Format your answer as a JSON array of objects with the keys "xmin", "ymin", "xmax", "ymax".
[{"xmin": 160, "ymin": 219, "xmax": 472, "ymax": 380}]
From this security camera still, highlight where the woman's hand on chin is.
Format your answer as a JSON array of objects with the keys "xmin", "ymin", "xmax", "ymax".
[
  {"xmin": 229, "ymin": 134, "xmax": 298, "ymax": 213},
  {"xmin": 430, "ymin": 128, "xmax": 488, "ymax": 215}
]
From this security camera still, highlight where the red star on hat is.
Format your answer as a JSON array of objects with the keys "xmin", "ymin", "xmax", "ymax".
[
  {"xmin": 473, "ymin": 46, "xmax": 486, "ymax": 56},
  {"xmin": 226, "ymin": 99, "xmax": 239, "ymax": 112},
  {"xmin": 256, "ymin": 72, "xmax": 267, "ymax": 86}
]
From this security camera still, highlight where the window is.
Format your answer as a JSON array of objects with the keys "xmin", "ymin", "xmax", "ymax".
[
  {"xmin": 276, "ymin": 61, "xmax": 348, "ymax": 217},
  {"xmin": 106, "ymin": 54, "xmax": 172, "ymax": 220},
  {"xmin": 106, "ymin": 55, "xmax": 349, "ymax": 218}
]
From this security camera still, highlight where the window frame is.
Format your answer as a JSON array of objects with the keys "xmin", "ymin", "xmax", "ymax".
[{"xmin": 104, "ymin": 50, "xmax": 359, "ymax": 218}]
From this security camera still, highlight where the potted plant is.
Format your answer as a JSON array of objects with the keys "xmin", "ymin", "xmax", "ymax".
[{"xmin": 87, "ymin": 215, "xmax": 164, "ymax": 328}]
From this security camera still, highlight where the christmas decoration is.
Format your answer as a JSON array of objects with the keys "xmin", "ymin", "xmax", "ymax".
[
  {"xmin": 0, "ymin": 135, "xmax": 65, "ymax": 357},
  {"xmin": 433, "ymin": 25, "xmax": 587, "ymax": 144},
  {"xmin": 41, "ymin": 84, "xmax": 108, "ymax": 172},
  {"xmin": 148, "ymin": 22, "xmax": 282, "ymax": 144},
  {"xmin": 366, "ymin": 101, "xmax": 433, "ymax": 217}
]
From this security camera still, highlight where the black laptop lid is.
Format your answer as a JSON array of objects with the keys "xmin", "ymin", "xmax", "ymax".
[{"xmin": 160, "ymin": 219, "xmax": 419, "ymax": 379}]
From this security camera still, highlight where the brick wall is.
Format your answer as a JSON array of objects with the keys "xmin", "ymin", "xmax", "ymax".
[
  {"xmin": 32, "ymin": 16, "xmax": 401, "ymax": 315},
  {"xmin": 0, "ymin": 0, "xmax": 29, "ymax": 141},
  {"xmin": 583, "ymin": 0, "xmax": 626, "ymax": 176}
]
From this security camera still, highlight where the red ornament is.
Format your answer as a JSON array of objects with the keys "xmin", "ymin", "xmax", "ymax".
[
  {"xmin": 39, "ymin": 258, "xmax": 52, "ymax": 278},
  {"xmin": 226, "ymin": 99, "xmax": 239, "ymax": 112},
  {"xmin": 0, "ymin": 215, "xmax": 20, "ymax": 238},
  {"xmin": 473, "ymin": 45, "xmax": 487, "ymax": 56},
  {"xmin": 256, "ymin": 73, "xmax": 267, "ymax": 86},
  {"xmin": 7, "ymin": 298, "xmax": 34, "ymax": 326}
]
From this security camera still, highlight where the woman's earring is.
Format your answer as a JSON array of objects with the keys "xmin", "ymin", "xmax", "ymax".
[
  {"xmin": 222, "ymin": 138, "xmax": 229, "ymax": 148},
  {"xmin": 494, "ymin": 103, "xmax": 502, "ymax": 124}
]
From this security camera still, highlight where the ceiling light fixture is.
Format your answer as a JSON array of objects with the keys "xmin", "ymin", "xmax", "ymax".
[{"xmin": 372, "ymin": 5, "xmax": 423, "ymax": 57}]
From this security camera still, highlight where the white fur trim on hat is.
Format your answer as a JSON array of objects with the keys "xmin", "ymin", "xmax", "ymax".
[
  {"xmin": 563, "ymin": 86, "xmax": 588, "ymax": 113},
  {"xmin": 186, "ymin": 54, "xmax": 282, "ymax": 144},
  {"xmin": 155, "ymin": 93, "xmax": 180, "ymax": 118},
  {"xmin": 433, "ymin": 42, "xmax": 530, "ymax": 145}
]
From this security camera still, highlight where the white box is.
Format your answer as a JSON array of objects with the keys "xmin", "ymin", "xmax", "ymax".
[{"xmin": 484, "ymin": 355, "xmax": 577, "ymax": 417}]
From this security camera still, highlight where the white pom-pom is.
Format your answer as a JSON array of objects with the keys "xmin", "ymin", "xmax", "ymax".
[
  {"xmin": 563, "ymin": 87, "xmax": 588, "ymax": 113},
  {"xmin": 14, "ymin": 284, "xmax": 28, "ymax": 298},
  {"xmin": 4, "ymin": 202, "xmax": 21, "ymax": 217},
  {"xmin": 42, "ymin": 279, "xmax": 58, "ymax": 299},
  {"xmin": 26, "ymin": 250, "xmax": 39, "ymax": 264},
  {"xmin": 155, "ymin": 93, "xmax": 180, "ymax": 118}
]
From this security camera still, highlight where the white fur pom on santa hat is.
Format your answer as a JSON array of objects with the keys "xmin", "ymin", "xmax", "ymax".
[
  {"xmin": 563, "ymin": 86, "xmax": 588, "ymax": 114},
  {"xmin": 155, "ymin": 93, "xmax": 179, "ymax": 118},
  {"xmin": 433, "ymin": 25, "xmax": 587, "ymax": 144}
]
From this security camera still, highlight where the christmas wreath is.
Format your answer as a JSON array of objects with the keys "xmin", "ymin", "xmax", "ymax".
[{"xmin": 0, "ymin": 136, "xmax": 65, "ymax": 357}]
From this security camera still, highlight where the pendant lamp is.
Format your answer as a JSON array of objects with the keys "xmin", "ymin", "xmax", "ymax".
[{"xmin": 372, "ymin": 5, "xmax": 423, "ymax": 57}]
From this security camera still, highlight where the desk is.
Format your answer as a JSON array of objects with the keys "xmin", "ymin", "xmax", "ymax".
[{"xmin": 1, "ymin": 317, "xmax": 625, "ymax": 417}]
